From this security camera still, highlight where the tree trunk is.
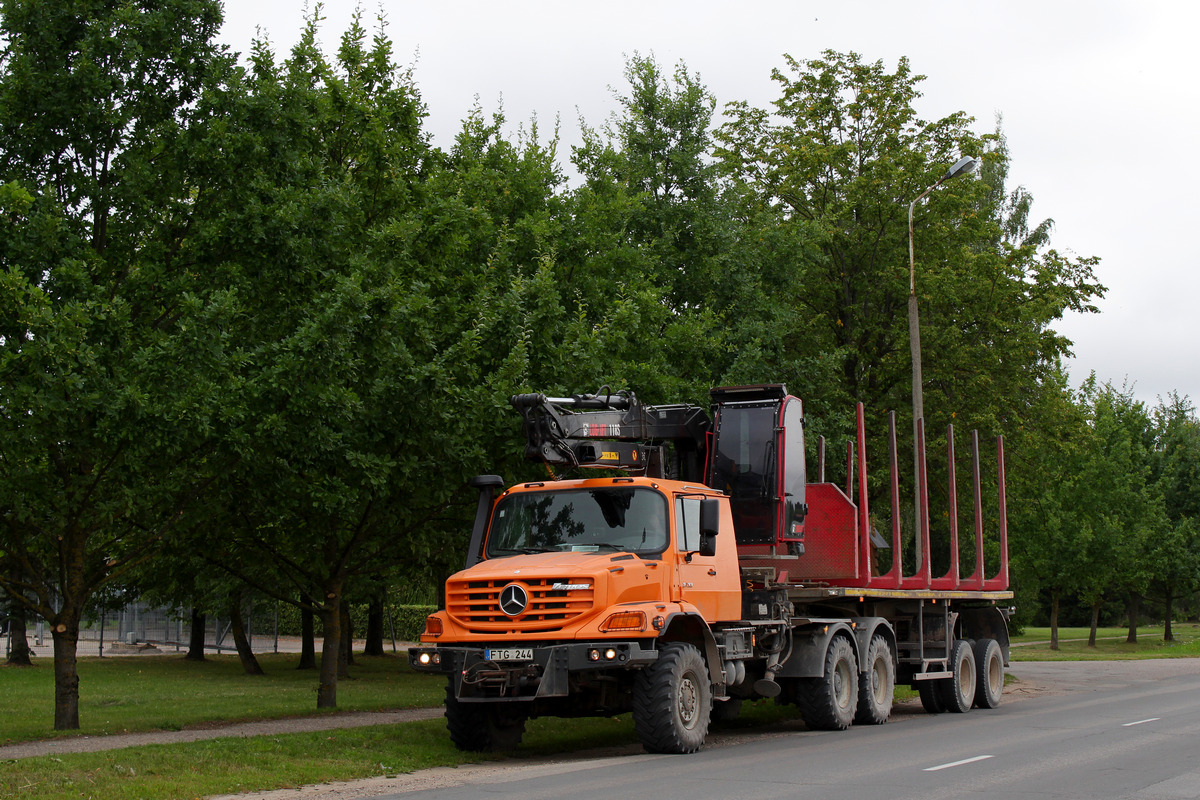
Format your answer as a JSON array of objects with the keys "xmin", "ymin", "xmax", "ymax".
[
  {"xmin": 316, "ymin": 582, "xmax": 343, "ymax": 708},
  {"xmin": 51, "ymin": 617, "xmax": 82, "ymax": 730},
  {"xmin": 1164, "ymin": 583, "xmax": 1175, "ymax": 642},
  {"xmin": 185, "ymin": 608, "xmax": 207, "ymax": 661},
  {"xmin": 1126, "ymin": 593, "xmax": 1140, "ymax": 644},
  {"xmin": 297, "ymin": 593, "xmax": 316, "ymax": 670},
  {"xmin": 228, "ymin": 593, "xmax": 263, "ymax": 676},
  {"xmin": 1049, "ymin": 589, "xmax": 1060, "ymax": 651},
  {"xmin": 1088, "ymin": 602, "xmax": 1100, "ymax": 647},
  {"xmin": 338, "ymin": 603, "xmax": 354, "ymax": 678},
  {"xmin": 5, "ymin": 603, "xmax": 33, "ymax": 666},
  {"xmin": 364, "ymin": 594, "xmax": 385, "ymax": 656}
]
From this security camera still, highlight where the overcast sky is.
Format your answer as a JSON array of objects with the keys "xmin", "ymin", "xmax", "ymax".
[{"xmin": 218, "ymin": 1, "xmax": 1198, "ymax": 409}]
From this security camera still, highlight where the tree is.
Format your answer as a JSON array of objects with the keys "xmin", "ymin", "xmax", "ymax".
[
  {"xmin": 0, "ymin": 0, "xmax": 231, "ymax": 729},
  {"xmin": 1007, "ymin": 372, "xmax": 1098, "ymax": 648},
  {"xmin": 715, "ymin": 52, "xmax": 1105, "ymax": 586},
  {"xmin": 1149, "ymin": 394, "xmax": 1200, "ymax": 640},
  {"xmin": 716, "ymin": 52, "xmax": 1104, "ymax": 431},
  {"xmin": 1087, "ymin": 384, "xmax": 1165, "ymax": 643}
]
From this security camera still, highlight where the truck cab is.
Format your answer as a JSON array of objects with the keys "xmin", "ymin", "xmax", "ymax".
[{"xmin": 410, "ymin": 475, "xmax": 742, "ymax": 750}]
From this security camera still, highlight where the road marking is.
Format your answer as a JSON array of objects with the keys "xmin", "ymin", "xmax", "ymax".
[
  {"xmin": 1122, "ymin": 718, "xmax": 1161, "ymax": 727},
  {"xmin": 924, "ymin": 755, "xmax": 995, "ymax": 772}
]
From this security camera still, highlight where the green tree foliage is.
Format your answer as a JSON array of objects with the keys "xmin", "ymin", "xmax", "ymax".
[
  {"xmin": 715, "ymin": 52, "xmax": 1104, "ymax": 434},
  {"xmin": 4, "ymin": 10, "xmax": 1193, "ymax": 732},
  {"xmin": 0, "ymin": 0, "xmax": 229, "ymax": 730},
  {"xmin": 1148, "ymin": 394, "xmax": 1200, "ymax": 639}
]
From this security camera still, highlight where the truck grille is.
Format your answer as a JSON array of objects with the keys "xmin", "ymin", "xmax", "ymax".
[{"xmin": 446, "ymin": 577, "xmax": 595, "ymax": 630}]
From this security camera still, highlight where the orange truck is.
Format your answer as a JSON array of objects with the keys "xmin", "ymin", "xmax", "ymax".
[{"xmin": 409, "ymin": 385, "xmax": 1013, "ymax": 753}]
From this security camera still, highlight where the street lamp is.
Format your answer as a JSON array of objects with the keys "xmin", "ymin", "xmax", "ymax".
[{"xmin": 907, "ymin": 155, "xmax": 977, "ymax": 570}]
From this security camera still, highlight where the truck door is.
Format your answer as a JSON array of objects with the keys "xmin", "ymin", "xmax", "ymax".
[{"xmin": 674, "ymin": 496, "xmax": 741, "ymax": 621}]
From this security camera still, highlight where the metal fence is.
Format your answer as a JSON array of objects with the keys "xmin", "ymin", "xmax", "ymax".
[{"xmin": 6, "ymin": 601, "xmax": 289, "ymax": 659}]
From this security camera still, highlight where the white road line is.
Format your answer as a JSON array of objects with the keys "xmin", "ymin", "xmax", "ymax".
[
  {"xmin": 924, "ymin": 755, "xmax": 995, "ymax": 772},
  {"xmin": 1122, "ymin": 718, "xmax": 1161, "ymax": 727}
]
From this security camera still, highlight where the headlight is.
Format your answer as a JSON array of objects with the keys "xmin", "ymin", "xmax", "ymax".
[{"xmin": 600, "ymin": 610, "xmax": 647, "ymax": 632}]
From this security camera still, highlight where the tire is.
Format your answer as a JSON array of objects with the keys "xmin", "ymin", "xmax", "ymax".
[
  {"xmin": 918, "ymin": 679, "xmax": 946, "ymax": 714},
  {"xmin": 444, "ymin": 682, "xmax": 528, "ymax": 752},
  {"xmin": 854, "ymin": 634, "xmax": 894, "ymax": 725},
  {"xmin": 972, "ymin": 638, "xmax": 1004, "ymax": 709},
  {"xmin": 633, "ymin": 642, "xmax": 712, "ymax": 754},
  {"xmin": 938, "ymin": 639, "xmax": 977, "ymax": 713},
  {"xmin": 711, "ymin": 697, "xmax": 743, "ymax": 724},
  {"xmin": 795, "ymin": 635, "xmax": 858, "ymax": 731}
]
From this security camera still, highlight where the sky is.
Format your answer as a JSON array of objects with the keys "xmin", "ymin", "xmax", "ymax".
[{"xmin": 218, "ymin": 1, "xmax": 1200, "ymax": 409}]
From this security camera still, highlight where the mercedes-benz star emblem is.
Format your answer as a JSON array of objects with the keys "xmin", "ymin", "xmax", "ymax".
[{"xmin": 499, "ymin": 583, "xmax": 528, "ymax": 617}]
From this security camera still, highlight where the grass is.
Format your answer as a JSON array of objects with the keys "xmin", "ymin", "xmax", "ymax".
[
  {"xmin": 0, "ymin": 694, "xmax": 810, "ymax": 800},
  {"xmin": 1010, "ymin": 623, "xmax": 1200, "ymax": 660},
  {"xmin": 0, "ymin": 653, "xmax": 444, "ymax": 745}
]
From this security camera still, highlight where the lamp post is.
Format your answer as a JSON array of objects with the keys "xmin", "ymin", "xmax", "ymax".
[{"xmin": 907, "ymin": 155, "xmax": 977, "ymax": 570}]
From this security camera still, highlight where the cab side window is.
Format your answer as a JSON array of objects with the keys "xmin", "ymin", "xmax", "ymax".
[{"xmin": 676, "ymin": 497, "xmax": 701, "ymax": 552}]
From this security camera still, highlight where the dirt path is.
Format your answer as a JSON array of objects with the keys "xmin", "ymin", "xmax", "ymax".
[{"xmin": 0, "ymin": 708, "xmax": 442, "ymax": 761}]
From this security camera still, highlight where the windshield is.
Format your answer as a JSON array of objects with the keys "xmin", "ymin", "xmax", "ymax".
[{"xmin": 486, "ymin": 487, "xmax": 669, "ymax": 557}]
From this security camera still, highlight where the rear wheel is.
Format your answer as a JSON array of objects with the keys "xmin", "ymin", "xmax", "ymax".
[
  {"xmin": 444, "ymin": 683, "xmax": 528, "ymax": 752},
  {"xmin": 855, "ymin": 634, "xmax": 894, "ymax": 725},
  {"xmin": 633, "ymin": 642, "xmax": 712, "ymax": 753},
  {"xmin": 711, "ymin": 697, "xmax": 743, "ymax": 723},
  {"xmin": 972, "ymin": 638, "xmax": 1004, "ymax": 708},
  {"xmin": 917, "ymin": 678, "xmax": 946, "ymax": 714},
  {"xmin": 939, "ymin": 639, "xmax": 977, "ymax": 713},
  {"xmin": 796, "ymin": 635, "xmax": 858, "ymax": 731}
]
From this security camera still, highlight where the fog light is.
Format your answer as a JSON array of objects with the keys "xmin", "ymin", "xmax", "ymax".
[
  {"xmin": 588, "ymin": 649, "xmax": 601, "ymax": 662},
  {"xmin": 432, "ymin": 653, "xmax": 441, "ymax": 665},
  {"xmin": 604, "ymin": 648, "xmax": 617, "ymax": 661}
]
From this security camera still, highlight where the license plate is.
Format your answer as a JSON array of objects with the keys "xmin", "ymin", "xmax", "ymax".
[{"xmin": 485, "ymin": 647, "xmax": 533, "ymax": 662}]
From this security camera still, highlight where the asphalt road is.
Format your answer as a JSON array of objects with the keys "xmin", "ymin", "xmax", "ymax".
[{"xmin": 369, "ymin": 660, "xmax": 1200, "ymax": 800}]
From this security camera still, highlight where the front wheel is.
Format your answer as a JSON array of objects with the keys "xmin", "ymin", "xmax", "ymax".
[
  {"xmin": 633, "ymin": 642, "xmax": 712, "ymax": 753},
  {"xmin": 444, "ymin": 683, "xmax": 528, "ymax": 752}
]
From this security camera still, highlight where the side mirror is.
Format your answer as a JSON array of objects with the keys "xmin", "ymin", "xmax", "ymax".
[
  {"xmin": 698, "ymin": 498, "xmax": 720, "ymax": 557},
  {"xmin": 465, "ymin": 475, "xmax": 505, "ymax": 568}
]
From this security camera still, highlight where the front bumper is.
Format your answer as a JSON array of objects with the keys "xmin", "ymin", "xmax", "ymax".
[{"xmin": 408, "ymin": 641, "xmax": 658, "ymax": 701}]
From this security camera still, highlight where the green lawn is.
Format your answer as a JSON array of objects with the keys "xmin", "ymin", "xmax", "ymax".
[
  {"xmin": 1010, "ymin": 623, "xmax": 1200, "ymax": 660},
  {"xmin": 0, "ymin": 684, "xmax": 802, "ymax": 800},
  {"xmin": 1, "ymin": 653, "xmax": 444, "ymax": 745}
]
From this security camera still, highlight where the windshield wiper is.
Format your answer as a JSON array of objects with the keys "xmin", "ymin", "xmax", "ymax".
[{"xmin": 491, "ymin": 547, "xmax": 553, "ymax": 556}]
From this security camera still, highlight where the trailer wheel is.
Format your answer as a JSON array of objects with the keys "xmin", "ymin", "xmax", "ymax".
[
  {"xmin": 444, "ymin": 683, "xmax": 528, "ymax": 752},
  {"xmin": 854, "ymin": 634, "xmax": 894, "ymax": 725},
  {"xmin": 633, "ymin": 642, "xmax": 711, "ymax": 753},
  {"xmin": 917, "ymin": 679, "xmax": 945, "ymax": 714},
  {"xmin": 972, "ymin": 638, "xmax": 1004, "ymax": 709},
  {"xmin": 796, "ymin": 635, "xmax": 858, "ymax": 731},
  {"xmin": 938, "ymin": 639, "xmax": 977, "ymax": 713}
]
